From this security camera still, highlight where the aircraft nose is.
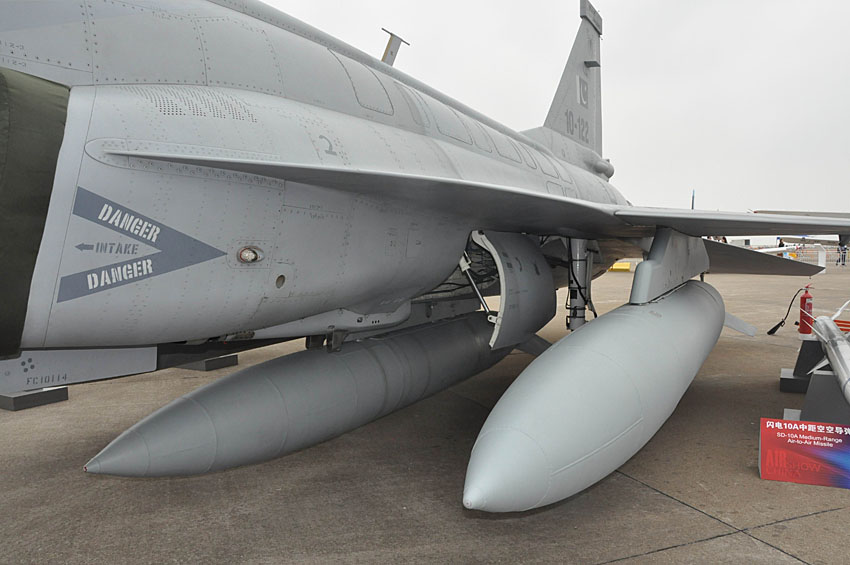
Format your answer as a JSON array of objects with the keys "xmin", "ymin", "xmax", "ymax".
[{"xmin": 0, "ymin": 68, "xmax": 70, "ymax": 357}]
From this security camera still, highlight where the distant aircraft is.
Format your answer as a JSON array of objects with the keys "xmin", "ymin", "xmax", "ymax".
[
  {"xmin": 753, "ymin": 212, "xmax": 845, "ymax": 247},
  {"xmin": 2, "ymin": 0, "xmax": 850, "ymax": 513},
  {"xmin": 756, "ymin": 210, "xmax": 850, "ymax": 219},
  {"xmin": 776, "ymin": 237, "xmax": 838, "ymax": 246}
]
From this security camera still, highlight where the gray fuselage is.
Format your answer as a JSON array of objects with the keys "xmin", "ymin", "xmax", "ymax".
[{"xmin": 2, "ymin": 0, "xmax": 627, "ymax": 348}]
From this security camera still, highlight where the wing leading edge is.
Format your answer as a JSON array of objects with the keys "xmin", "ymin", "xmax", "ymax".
[
  {"xmin": 104, "ymin": 147, "xmax": 850, "ymax": 240},
  {"xmin": 615, "ymin": 207, "xmax": 850, "ymax": 238}
]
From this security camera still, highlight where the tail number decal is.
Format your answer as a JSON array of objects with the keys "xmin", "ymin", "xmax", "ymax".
[{"xmin": 562, "ymin": 108, "xmax": 591, "ymax": 144}]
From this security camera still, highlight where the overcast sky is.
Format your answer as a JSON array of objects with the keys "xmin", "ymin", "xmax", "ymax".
[{"xmin": 265, "ymin": 1, "xmax": 849, "ymax": 213}]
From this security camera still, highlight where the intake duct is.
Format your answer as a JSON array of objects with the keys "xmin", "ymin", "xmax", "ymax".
[{"xmin": 0, "ymin": 69, "xmax": 70, "ymax": 358}]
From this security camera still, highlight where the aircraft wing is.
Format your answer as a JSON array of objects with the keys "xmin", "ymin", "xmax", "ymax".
[
  {"xmin": 104, "ymin": 148, "xmax": 629, "ymax": 236},
  {"xmin": 106, "ymin": 148, "xmax": 850, "ymax": 239},
  {"xmin": 614, "ymin": 207, "xmax": 850, "ymax": 238},
  {"xmin": 702, "ymin": 239, "xmax": 822, "ymax": 276},
  {"xmin": 755, "ymin": 210, "xmax": 850, "ymax": 219}
]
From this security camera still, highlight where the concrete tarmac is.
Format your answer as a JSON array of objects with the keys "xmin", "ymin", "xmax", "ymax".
[{"xmin": 3, "ymin": 268, "xmax": 850, "ymax": 563}]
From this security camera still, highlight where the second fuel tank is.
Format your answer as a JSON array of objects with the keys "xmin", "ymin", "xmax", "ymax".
[
  {"xmin": 464, "ymin": 280, "xmax": 725, "ymax": 512},
  {"xmin": 86, "ymin": 312, "xmax": 509, "ymax": 477}
]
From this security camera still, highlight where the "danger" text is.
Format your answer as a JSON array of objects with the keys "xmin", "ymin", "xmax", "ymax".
[{"xmin": 97, "ymin": 204, "xmax": 161, "ymax": 243}]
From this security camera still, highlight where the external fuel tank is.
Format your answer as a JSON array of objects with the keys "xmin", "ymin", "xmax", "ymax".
[
  {"xmin": 464, "ymin": 281, "xmax": 725, "ymax": 512},
  {"xmin": 85, "ymin": 312, "xmax": 508, "ymax": 476}
]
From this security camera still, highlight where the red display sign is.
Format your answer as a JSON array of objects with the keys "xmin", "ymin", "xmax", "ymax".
[{"xmin": 760, "ymin": 418, "xmax": 850, "ymax": 488}]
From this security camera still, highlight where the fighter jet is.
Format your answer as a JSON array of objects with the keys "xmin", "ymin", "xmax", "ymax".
[{"xmin": 2, "ymin": 0, "xmax": 849, "ymax": 513}]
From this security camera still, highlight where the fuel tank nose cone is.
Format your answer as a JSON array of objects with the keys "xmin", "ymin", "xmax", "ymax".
[
  {"xmin": 463, "ymin": 428, "xmax": 551, "ymax": 513},
  {"xmin": 462, "ymin": 486, "xmax": 486, "ymax": 510},
  {"xmin": 84, "ymin": 397, "xmax": 218, "ymax": 477},
  {"xmin": 84, "ymin": 429, "xmax": 152, "ymax": 477}
]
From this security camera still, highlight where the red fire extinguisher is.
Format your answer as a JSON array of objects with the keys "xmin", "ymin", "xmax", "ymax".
[
  {"xmin": 767, "ymin": 285, "xmax": 816, "ymax": 336},
  {"xmin": 799, "ymin": 285, "xmax": 814, "ymax": 334}
]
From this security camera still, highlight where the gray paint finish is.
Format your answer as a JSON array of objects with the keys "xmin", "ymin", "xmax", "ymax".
[
  {"xmin": 85, "ymin": 312, "xmax": 509, "ymax": 476},
  {"xmin": 0, "ymin": 0, "xmax": 847, "ymax": 514},
  {"xmin": 471, "ymin": 231, "xmax": 556, "ymax": 349},
  {"xmin": 0, "ymin": 346, "xmax": 156, "ymax": 395},
  {"xmin": 464, "ymin": 281, "xmax": 725, "ymax": 512},
  {"xmin": 629, "ymin": 228, "xmax": 710, "ymax": 304}
]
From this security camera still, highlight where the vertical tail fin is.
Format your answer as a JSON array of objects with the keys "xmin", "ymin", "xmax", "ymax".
[{"xmin": 544, "ymin": 0, "xmax": 603, "ymax": 156}]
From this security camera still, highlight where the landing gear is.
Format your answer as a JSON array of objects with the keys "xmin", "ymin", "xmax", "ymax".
[{"xmin": 567, "ymin": 238, "xmax": 596, "ymax": 330}]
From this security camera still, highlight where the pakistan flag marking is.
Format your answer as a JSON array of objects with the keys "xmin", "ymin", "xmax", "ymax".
[{"xmin": 57, "ymin": 188, "xmax": 226, "ymax": 302}]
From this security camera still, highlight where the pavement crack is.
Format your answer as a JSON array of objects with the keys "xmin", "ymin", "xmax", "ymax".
[
  {"xmin": 595, "ymin": 531, "xmax": 739, "ymax": 564},
  {"xmin": 737, "ymin": 531, "xmax": 810, "ymax": 564},
  {"xmin": 615, "ymin": 470, "xmax": 738, "ymax": 531},
  {"xmin": 738, "ymin": 507, "xmax": 846, "ymax": 565},
  {"xmin": 610, "ymin": 471, "xmax": 814, "ymax": 564},
  {"xmin": 744, "ymin": 506, "xmax": 844, "ymax": 531}
]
